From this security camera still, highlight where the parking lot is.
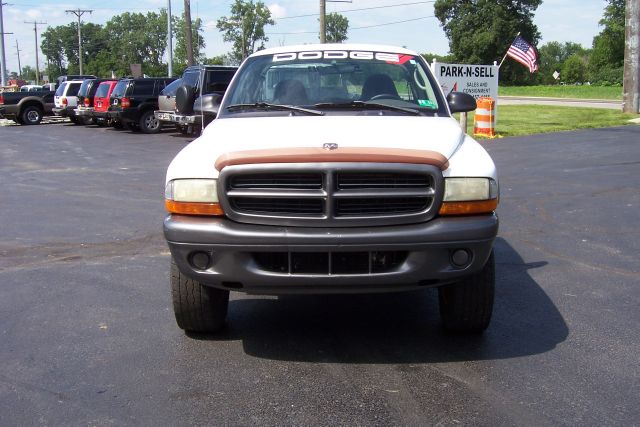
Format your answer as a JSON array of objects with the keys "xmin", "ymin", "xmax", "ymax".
[{"xmin": 1, "ymin": 121, "xmax": 639, "ymax": 425}]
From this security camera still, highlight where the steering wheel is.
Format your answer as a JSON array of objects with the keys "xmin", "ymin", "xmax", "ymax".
[{"xmin": 369, "ymin": 93, "xmax": 402, "ymax": 101}]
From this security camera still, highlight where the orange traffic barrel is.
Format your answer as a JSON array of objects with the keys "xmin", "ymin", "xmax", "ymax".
[{"xmin": 473, "ymin": 97, "xmax": 496, "ymax": 138}]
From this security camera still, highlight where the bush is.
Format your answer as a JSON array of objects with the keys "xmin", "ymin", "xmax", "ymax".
[
  {"xmin": 562, "ymin": 55, "xmax": 587, "ymax": 84},
  {"xmin": 589, "ymin": 66, "xmax": 623, "ymax": 86}
]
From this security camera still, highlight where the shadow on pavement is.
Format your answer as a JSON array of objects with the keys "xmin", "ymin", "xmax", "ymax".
[{"xmin": 189, "ymin": 237, "xmax": 568, "ymax": 363}]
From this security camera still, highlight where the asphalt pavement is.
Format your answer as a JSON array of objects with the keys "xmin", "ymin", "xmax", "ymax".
[{"xmin": 0, "ymin": 122, "xmax": 639, "ymax": 425}]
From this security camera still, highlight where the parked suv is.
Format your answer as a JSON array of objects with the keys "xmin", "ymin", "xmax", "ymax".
[
  {"xmin": 108, "ymin": 77, "xmax": 176, "ymax": 133},
  {"xmin": 155, "ymin": 65, "xmax": 237, "ymax": 134},
  {"xmin": 93, "ymin": 80, "xmax": 123, "ymax": 127},
  {"xmin": 74, "ymin": 78, "xmax": 106, "ymax": 125},
  {"xmin": 154, "ymin": 78, "xmax": 183, "ymax": 130},
  {"xmin": 52, "ymin": 80, "xmax": 82, "ymax": 121}
]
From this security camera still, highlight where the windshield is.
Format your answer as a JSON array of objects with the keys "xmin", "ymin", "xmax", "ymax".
[
  {"xmin": 55, "ymin": 83, "xmax": 67, "ymax": 96},
  {"xmin": 110, "ymin": 80, "xmax": 129, "ymax": 99},
  {"xmin": 221, "ymin": 49, "xmax": 446, "ymax": 117}
]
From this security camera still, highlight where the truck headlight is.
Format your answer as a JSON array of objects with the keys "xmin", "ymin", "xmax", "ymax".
[
  {"xmin": 165, "ymin": 179, "xmax": 224, "ymax": 216},
  {"xmin": 439, "ymin": 177, "xmax": 499, "ymax": 215}
]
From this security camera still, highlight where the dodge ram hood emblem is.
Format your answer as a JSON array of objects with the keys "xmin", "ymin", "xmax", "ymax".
[{"xmin": 323, "ymin": 143, "xmax": 338, "ymax": 150}]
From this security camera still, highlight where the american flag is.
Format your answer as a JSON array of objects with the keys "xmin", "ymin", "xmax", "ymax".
[{"xmin": 507, "ymin": 35, "xmax": 538, "ymax": 73}]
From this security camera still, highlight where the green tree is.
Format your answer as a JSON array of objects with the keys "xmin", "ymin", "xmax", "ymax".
[
  {"xmin": 434, "ymin": 0, "xmax": 542, "ymax": 84},
  {"xmin": 41, "ymin": 10, "xmax": 170, "ymax": 78},
  {"xmin": 21, "ymin": 65, "xmax": 37, "ymax": 81},
  {"xmin": 101, "ymin": 11, "xmax": 168, "ymax": 76},
  {"xmin": 324, "ymin": 12, "xmax": 349, "ymax": 43},
  {"xmin": 562, "ymin": 54, "xmax": 587, "ymax": 83},
  {"xmin": 41, "ymin": 24, "xmax": 75, "ymax": 75},
  {"xmin": 537, "ymin": 41, "xmax": 588, "ymax": 84},
  {"xmin": 421, "ymin": 52, "xmax": 455, "ymax": 64},
  {"xmin": 204, "ymin": 55, "xmax": 226, "ymax": 65},
  {"xmin": 590, "ymin": 0, "xmax": 625, "ymax": 70},
  {"xmin": 217, "ymin": 0, "xmax": 275, "ymax": 64}
]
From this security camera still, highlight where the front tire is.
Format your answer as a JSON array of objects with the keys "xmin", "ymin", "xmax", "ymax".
[
  {"xmin": 21, "ymin": 106, "xmax": 43, "ymax": 125},
  {"xmin": 171, "ymin": 258, "xmax": 229, "ymax": 333},
  {"xmin": 438, "ymin": 250, "xmax": 495, "ymax": 333},
  {"xmin": 139, "ymin": 110, "xmax": 161, "ymax": 134}
]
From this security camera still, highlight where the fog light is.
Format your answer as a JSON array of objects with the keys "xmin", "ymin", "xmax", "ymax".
[
  {"xmin": 190, "ymin": 251, "xmax": 211, "ymax": 270},
  {"xmin": 451, "ymin": 249, "xmax": 471, "ymax": 267}
]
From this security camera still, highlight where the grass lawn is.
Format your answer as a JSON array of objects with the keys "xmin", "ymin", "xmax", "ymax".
[
  {"xmin": 461, "ymin": 105, "xmax": 639, "ymax": 138},
  {"xmin": 500, "ymin": 85, "xmax": 622, "ymax": 100}
]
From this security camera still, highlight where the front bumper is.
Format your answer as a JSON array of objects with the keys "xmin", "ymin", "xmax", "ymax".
[{"xmin": 164, "ymin": 214, "xmax": 498, "ymax": 294}]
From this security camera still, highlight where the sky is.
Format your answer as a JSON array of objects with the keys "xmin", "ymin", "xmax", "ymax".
[{"xmin": 0, "ymin": 0, "xmax": 609, "ymax": 76}]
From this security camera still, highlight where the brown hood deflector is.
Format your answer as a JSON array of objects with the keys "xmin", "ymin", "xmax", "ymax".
[{"xmin": 215, "ymin": 147, "xmax": 449, "ymax": 171}]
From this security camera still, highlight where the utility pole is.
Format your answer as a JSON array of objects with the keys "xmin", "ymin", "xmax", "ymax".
[
  {"xmin": 167, "ymin": 0, "xmax": 173, "ymax": 76},
  {"xmin": 623, "ymin": 0, "xmax": 640, "ymax": 113},
  {"xmin": 25, "ymin": 20, "xmax": 47, "ymax": 85},
  {"xmin": 184, "ymin": 0, "xmax": 194, "ymax": 65},
  {"xmin": 15, "ymin": 39, "xmax": 21, "ymax": 78},
  {"xmin": 0, "ymin": 1, "xmax": 8, "ymax": 86},
  {"xmin": 65, "ymin": 8, "xmax": 93, "ymax": 75},
  {"xmin": 319, "ymin": 0, "xmax": 326, "ymax": 43}
]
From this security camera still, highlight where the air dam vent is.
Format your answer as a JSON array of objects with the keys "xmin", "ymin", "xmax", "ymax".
[{"xmin": 252, "ymin": 251, "xmax": 408, "ymax": 275}]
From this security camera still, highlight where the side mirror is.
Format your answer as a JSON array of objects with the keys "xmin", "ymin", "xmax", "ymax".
[
  {"xmin": 447, "ymin": 91, "xmax": 477, "ymax": 113},
  {"xmin": 194, "ymin": 93, "xmax": 223, "ymax": 117}
]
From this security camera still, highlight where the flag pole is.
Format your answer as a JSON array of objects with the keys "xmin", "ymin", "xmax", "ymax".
[{"xmin": 498, "ymin": 31, "xmax": 521, "ymax": 69}]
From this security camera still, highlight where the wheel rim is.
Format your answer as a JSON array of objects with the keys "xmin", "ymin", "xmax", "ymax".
[
  {"xmin": 27, "ymin": 110, "xmax": 40, "ymax": 122},
  {"xmin": 145, "ymin": 115, "xmax": 159, "ymax": 130}
]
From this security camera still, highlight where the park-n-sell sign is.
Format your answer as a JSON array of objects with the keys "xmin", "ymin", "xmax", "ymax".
[{"xmin": 431, "ymin": 62, "xmax": 499, "ymax": 100}]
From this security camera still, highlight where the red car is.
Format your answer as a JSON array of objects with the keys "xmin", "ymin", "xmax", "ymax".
[{"xmin": 91, "ymin": 80, "xmax": 118, "ymax": 127}]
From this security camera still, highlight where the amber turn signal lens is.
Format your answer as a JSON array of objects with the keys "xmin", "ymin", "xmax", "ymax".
[
  {"xmin": 438, "ymin": 199, "xmax": 498, "ymax": 216},
  {"xmin": 165, "ymin": 200, "xmax": 224, "ymax": 216}
]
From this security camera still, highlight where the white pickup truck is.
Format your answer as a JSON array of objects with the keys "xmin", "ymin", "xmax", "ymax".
[{"xmin": 163, "ymin": 44, "xmax": 499, "ymax": 334}]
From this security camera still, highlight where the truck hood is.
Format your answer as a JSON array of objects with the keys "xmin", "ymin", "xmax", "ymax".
[{"xmin": 168, "ymin": 115, "xmax": 466, "ymax": 181}]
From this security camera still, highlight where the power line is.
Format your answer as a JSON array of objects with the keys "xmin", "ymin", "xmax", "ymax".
[
  {"xmin": 277, "ymin": 1, "xmax": 435, "ymax": 20},
  {"xmin": 1, "ymin": 1, "xmax": 9, "ymax": 86},
  {"xmin": 65, "ymin": 8, "xmax": 93, "ymax": 75},
  {"xmin": 266, "ymin": 15, "xmax": 434, "ymax": 35},
  {"xmin": 24, "ymin": 20, "xmax": 46, "ymax": 84},
  {"xmin": 15, "ymin": 38, "xmax": 21, "ymax": 77},
  {"xmin": 203, "ymin": 0, "xmax": 435, "ymax": 28}
]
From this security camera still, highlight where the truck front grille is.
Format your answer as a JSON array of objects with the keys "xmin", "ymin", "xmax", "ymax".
[
  {"xmin": 252, "ymin": 251, "xmax": 407, "ymax": 275},
  {"xmin": 219, "ymin": 163, "xmax": 443, "ymax": 227}
]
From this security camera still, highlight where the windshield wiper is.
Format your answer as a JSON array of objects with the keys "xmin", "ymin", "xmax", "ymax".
[
  {"xmin": 226, "ymin": 102, "xmax": 324, "ymax": 116},
  {"xmin": 314, "ymin": 101, "xmax": 421, "ymax": 116}
]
